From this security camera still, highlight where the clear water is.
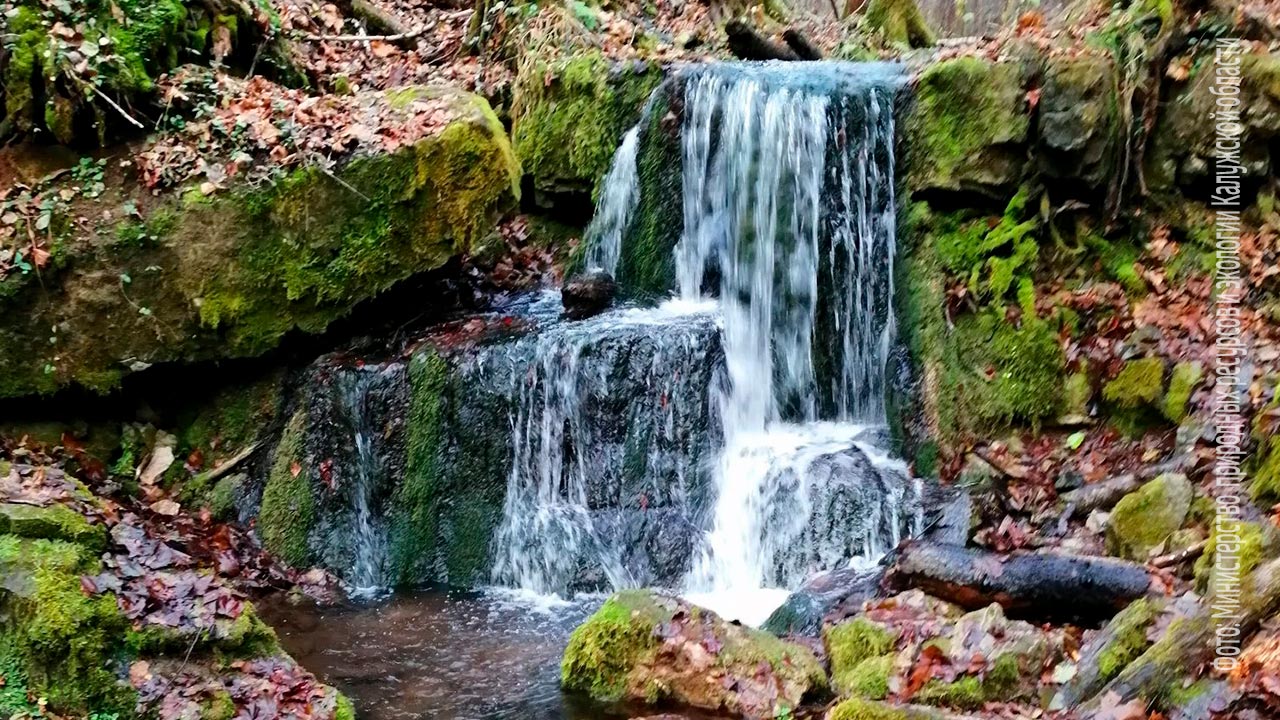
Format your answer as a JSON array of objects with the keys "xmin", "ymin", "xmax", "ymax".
[{"xmin": 258, "ymin": 590, "xmax": 726, "ymax": 720}]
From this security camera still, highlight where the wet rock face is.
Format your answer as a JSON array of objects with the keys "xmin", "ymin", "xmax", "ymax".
[
  {"xmin": 561, "ymin": 590, "xmax": 827, "ymax": 717},
  {"xmin": 561, "ymin": 270, "xmax": 618, "ymax": 320}
]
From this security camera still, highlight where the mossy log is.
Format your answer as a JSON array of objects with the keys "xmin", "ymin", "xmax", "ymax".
[
  {"xmin": 884, "ymin": 540, "xmax": 1153, "ymax": 624},
  {"xmin": 1081, "ymin": 557, "xmax": 1280, "ymax": 710},
  {"xmin": 1052, "ymin": 596, "xmax": 1165, "ymax": 709},
  {"xmin": 725, "ymin": 21, "xmax": 801, "ymax": 61}
]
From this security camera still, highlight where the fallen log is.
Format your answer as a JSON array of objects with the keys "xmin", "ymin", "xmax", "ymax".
[
  {"xmin": 725, "ymin": 21, "xmax": 801, "ymax": 62},
  {"xmin": 884, "ymin": 539, "xmax": 1154, "ymax": 624},
  {"xmin": 781, "ymin": 29, "xmax": 823, "ymax": 60},
  {"xmin": 1081, "ymin": 557, "xmax": 1280, "ymax": 711}
]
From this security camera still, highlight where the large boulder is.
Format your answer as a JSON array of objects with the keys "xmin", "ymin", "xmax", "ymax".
[
  {"xmin": 561, "ymin": 590, "xmax": 827, "ymax": 717},
  {"xmin": 0, "ymin": 86, "xmax": 519, "ymax": 398},
  {"xmin": 1146, "ymin": 51, "xmax": 1280, "ymax": 195},
  {"xmin": 904, "ymin": 57, "xmax": 1029, "ymax": 197}
]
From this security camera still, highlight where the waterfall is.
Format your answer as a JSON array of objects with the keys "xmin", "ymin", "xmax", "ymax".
[
  {"xmin": 330, "ymin": 364, "xmax": 400, "ymax": 598},
  {"xmin": 583, "ymin": 126, "xmax": 641, "ymax": 275},
  {"xmin": 585, "ymin": 62, "xmax": 919, "ymax": 624},
  {"xmin": 485, "ymin": 294, "xmax": 722, "ymax": 596}
]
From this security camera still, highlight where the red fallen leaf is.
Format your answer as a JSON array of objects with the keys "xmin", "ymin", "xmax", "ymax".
[
  {"xmin": 81, "ymin": 575, "xmax": 98, "ymax": 595},
  {"xmin": 319, "ymin": 458, "xmax": 335, "ymax": 489},
  {"xmin": 186, "ymin": 448, "xmax": 204, "ymax": 471},
  {"xmin": 289, "ymin": 461, "xmax": 302, "ymax": 478},
  {"xmin": 1025, "ymin": 87, "xmax": 1042, "ymax": 110}
]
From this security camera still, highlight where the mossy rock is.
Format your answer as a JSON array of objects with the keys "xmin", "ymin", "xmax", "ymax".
[
  {"xmin": 562, "ymin": 590, "xmax": 826, "ymax": 716},
  {"xmin": 0, "ymin": 503, "xmax": 106, "ymax": 551},
  {"xmin": 0, "ymin": 536, "xmax": 136, "ymax": 715},
  {"xmin": 905, "ymin": 57, "xmax": 1029, "ymax": 197},
  {"xmin": 825, "ymin": 617, "xmax": 898, "ymax": 695},
  {"xmin": 1106, "ymin": 473, "xmax": 1193, "ymax": 560},
  {"xmin": 0, "ymin": 87, "xmax": 519, "ymax": 399},
  {"xmin": 1102, "ymin": 357, "xmax": 1168, "ymax": 434},
  {"xmin": 257, "ymin": 409, "xmax": 315, "ymax": 567},
  {"xmin": 862, "ymin": 0, "xmax": 935, "ymax": 48},
  {"xmin": 511, "ymin": 50, "xmax": 662, "ymax": 202},
  {"xmin": 1193, "ymin": 520, "xmax": 1275, "ymax": 592},
  {"xmin": 1037, "ymin": 53, "xmax": 1120, "ymax": 189},
  {"xmin": 1146, "ymin": 51, "xmax": 1280, "ymax": 195},
  {"xmin": 1161, "ymin": 361, "xmax": 1202, "ymax": 423}
]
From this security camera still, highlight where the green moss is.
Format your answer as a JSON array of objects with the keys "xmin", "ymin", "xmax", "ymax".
[
  {"xmin": 0, "ymin": 90, "xmax": 518, "ymax": 399},
  {"xmin": 1063, "ymin": 370, "xmax": 1092, "ymax": 418},
  {"xmin": 838, "ymin": 653, "xmax": 894, "ymax": 699},
  {"xmin": 203, "ymin": 689, "xmax": 236, "ymax": 720},
  {"xmin": 124, "ymin": 602, "xmax": 279, "ymax": 657},
  {"xmin": 1103, "ymin": 357, "xmax": 1167, "ymax": 435},
  {"xmin": 1107, "ymin": 473, "xmax": 1192, "ymax": 561},
  {"xmin": 1194, "ymin": 520, "xmax": 1269, "ymax": 592},
  {"xmin": 207, "ymin": 474, "xmax": 241, "ymax": 520},
  {"xmin": 1094, "ymin": 598, "xmax": 1159, "ymax": 683},
  {"xmin": 863, "ymin": 0, "xmax": 935, "ymax": 47},
  {"xmin": 1103, "ymin": 358, "xmax": 1165, "ymax": 410},
  {"xmin": 561, "ymin": 591, "xmax": 666, "ymax": 702},
  {"xmin": 827, "ymin": 697, "xmax": 911, "ymax": 720},
  {"xmin": 906, "ymin": 58, "xmax": 1028, "ymax": 194},
  {"xmin": 334, "ymin": 693, "xmax": 356, "ymax": 720},
  {"xmin": 1161, "ymin": 361, "xmax": 1202, "ymax": 423},
  {"xmin": 825, "ymin": 618, "xmax": 897, "ymax": 681},
  {"xmin": 257, "ymin": 410, "xmax": 314, "ymax": 567},
  {"xmin": 0, "ymin": 503, "xmax": 106, "ymax": 550},
  {"xmin": 914, "ymin": 675, "xmax": 984, "ymax": 709},
  {"xmin": 387, "ymin": 349, "xmax": 449, "ymax": 584},
  {"xmin": 511, "ymin": 49, "xmax": 661, "ymax": 197},
  {"xmin": 0, "ymin": 536, "xmax": 136, "ymax": 715}
]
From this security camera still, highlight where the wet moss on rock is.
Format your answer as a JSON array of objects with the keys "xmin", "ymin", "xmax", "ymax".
[
  {"xmin": 561, "ymin": 590, "xmax": 667, "ymax": 702},
  {"xmin": 905, "ymin": 58, "xmax": 1028, "ymax": 197},
  {"xmin": 1161, "ymin": 361, "xmax": 1202, "ymax": 423},
  {"xmin": 387, "ymin": 349, "xmax": 449, "ymax": 584},
  {"xmin": 825, "ymin": 617, "xmax": 897, "ymax": 689},
  {"xmin": 0, "ymin": 503, "xmax": 106, "ymax": 551},
  {"xmin": 257, "ymin": 410, "xmax": 315, "ymax": 568},
  {"xmin": 511, "ymin": 50, "xmax": 662, "ymax": 199}
]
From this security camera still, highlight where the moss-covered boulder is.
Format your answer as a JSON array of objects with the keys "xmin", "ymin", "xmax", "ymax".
[
  {"xmin": 1146, "ymin": 51, "xmax": 1280, "ymax": 195},
  {"xmin": 561, "ymin": 590, "xmax": 826, "ymax": 716},
  {"xmin": 1102, "ymin": 357, "xmax": 1168, "ymax": 434},
  {"xmin": 511, "ymin": 50, "xmax": 663, "ymax": 203},
  {"xmin": 1106, "ymin": 472, "xmax": 1193, "ymax": 561},
  {"xmin": 1037, "ymin": 53, "xmax": 1120, "ymax": 189},
  {"xmin": 0, "ymin": 86, "xmax": 519, "ymax": 399},
  {"xmin": 257, "ymin": 409, "xmax": 315, "ymax": 568},
  {"xmin": 862, "ymin": 0, "xmax": 935, "ymax": 48},
  {"xmin": 825, "ymin": 617, "xmax": 898, "ymax": 697},
  {"xmin": 905, "ymin": 57, "xmax": 1028, "ymax": 197}
]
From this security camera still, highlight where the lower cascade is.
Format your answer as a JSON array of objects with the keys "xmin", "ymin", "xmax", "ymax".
[{"xmin": 303, "ymin": 61, "xmax": 921, "ymax": 621}]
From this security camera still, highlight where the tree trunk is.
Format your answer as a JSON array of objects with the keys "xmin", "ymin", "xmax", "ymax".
[{"xmin": 884, "ymin": 540, "xmax": 1154, "ymax": 624}]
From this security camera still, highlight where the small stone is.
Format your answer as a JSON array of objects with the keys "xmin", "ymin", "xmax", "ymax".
[{"xmin": 562, "ymin": 270, "xmax": 617, "ymax": 320}]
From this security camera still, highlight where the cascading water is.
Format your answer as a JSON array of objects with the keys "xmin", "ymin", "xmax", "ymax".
[
  {"xmin": 484, "ymin": 295, "xmax": 722, "ymax": 596},
  {"xmin": 585, "ymin": 62, "xmax": 920, "ymax": 624}
]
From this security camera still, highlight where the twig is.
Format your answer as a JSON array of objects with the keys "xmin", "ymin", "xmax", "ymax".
[
  {"xmin": 318, "ymin": 165, "xmax": 371, "ymax": 201},
  {"xmin": 1151, "ymin": 540, "xmax": 1207, "ymax": 569},
  {"xmin": 301, "ymin": 28, "xmax": 424, "ymax": 42},
  {"xmin": 190, "ymin": 442, "xmax": 260, "ymax": 487},
  {"xmin": 87, "ymin": 84, "xmax": 145, "ymax": 129}
]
